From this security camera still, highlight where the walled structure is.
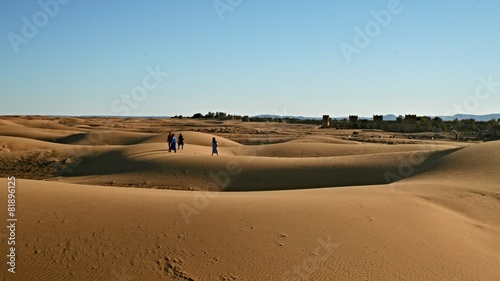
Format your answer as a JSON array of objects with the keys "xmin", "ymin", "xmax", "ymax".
[
  {"xmin": 322, "ymin": 115, "xmax": 330, "ymax": 128},
  {"xmin": 373, "ymin": 115, "xmax": 383, "ymax": 129},
  {"xmin": 403, "ymin": 114, "xmax": 417, "ymax": 132},
  {"xmin": 490, "ymin": 124, "xmax": 500, "ymax": 137},
  {"xmin": 373, "ymin": 115, "xmax": 383, "ymax": 123},
  {"xmin": 319, "ymin": 114, "xmax": 497, "ymax": 136}
]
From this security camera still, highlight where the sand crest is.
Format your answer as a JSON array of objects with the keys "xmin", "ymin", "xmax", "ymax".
[{"xmin": 0, "ymin": 116, "xmax": 499, "ymax": 280}]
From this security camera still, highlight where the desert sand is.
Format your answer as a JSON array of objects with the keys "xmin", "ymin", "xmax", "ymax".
[{"xmin": 0, "ymin": 116, "xmax": 499, "ymax": 280}]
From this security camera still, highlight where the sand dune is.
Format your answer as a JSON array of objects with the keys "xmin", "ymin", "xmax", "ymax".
[
  {"xmin": 2, "ymin": 131, "xmax": 459, "ymax": 191},
  {"xmin": 1, "ymin": 174, "xmax": 499, "ymax": 280},
  {"xmin": 0, "ymin": 120, "xmax": 24, "ymax": 127},
  {"xmin": 0, "ymin": 136, "xmax": 68, "ymax": 152},
  {"xmin": 0, "ymin": 126, "xmax": 80, "ymax": 143},
  {"xmin": 395, "ymin": 140, "xmax": 500, "ymax": 229},
  {"xmin": 0, "ymin": 116, "xmax": 499, "ymax": 280},
  {"xmin": 228, "ymin": 141, "xmax": 459, "ymax": 158},
  {"xmin": 142, "ymin": 131, "xmax": 242, "ymax": 147},
  {"xmin": 54, "ymin": 148, "xmax": 456, "ymax": 191}
]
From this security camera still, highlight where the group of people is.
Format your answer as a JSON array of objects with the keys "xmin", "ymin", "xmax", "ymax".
[
  {"xmin": 166, "ymin": 133, "xmax": 218, "ymax": 155},
  {"xmin": 167, "ymin": 132, "xmax": 184, "ymax": 153}
]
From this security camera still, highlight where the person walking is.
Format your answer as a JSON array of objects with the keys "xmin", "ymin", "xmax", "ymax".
[
  {"xmin": 178, "ymin": 133, "xmax": 185, "ymax": 150},
  {"xmin": 211, "ymin": 137, "xmax": 218, "ymax": 155},
  {"xmin": 167, "ymin": 132, "xmax": 172, "ymax": 152},
  {"xmin": 171, "ymin": 133, "xmax": 177, "ymax": 153}
]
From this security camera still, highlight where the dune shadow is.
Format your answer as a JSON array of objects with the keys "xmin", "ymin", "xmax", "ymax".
[
  {"xmin": 66, "ymin": 150, "xmax": 158, "ymax": 177},
  {"xmin": 397, "ymin": 147, "xmax": 463, "ymax": 181},
  {"xmin": 54, "ymin": 132, "xmax": 154, "ymax": 145},
  {"xmin": 223, "ymin": 147, "xmax": 463, "ymax": 192},
  {"xmin": 58, "ymin": 145, "xmax": 464, "ymax": 192},
  {"xmin": 55, "ymin": 133, "xmax": 89, "ymax": 144},
  {"xmin": 125, "ymin": 149, "xmax": 168, "ymax": 159}
]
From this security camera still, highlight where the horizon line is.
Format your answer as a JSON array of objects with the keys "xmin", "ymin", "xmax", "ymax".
[{"xmin": 1, "ymin": 113, "xmax": 499, "ymax": 119}]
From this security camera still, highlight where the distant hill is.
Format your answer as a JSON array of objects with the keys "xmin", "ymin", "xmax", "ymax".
[
  {"xmin": 437, "ymin": 114, "xmax": 500, "ymax": 122},
  {"xmin": 383, "ymin": 114, "xmax": 397, "ymax": 121}
]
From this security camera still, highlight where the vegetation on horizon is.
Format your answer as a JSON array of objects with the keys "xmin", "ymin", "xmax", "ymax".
[
  {"xmin": 171, "ymin": 112, "xmax": 323, "ymax": 125},
  {"xmin": 168, "ymin": 112, "xmax": 500, "ymax": 135}
]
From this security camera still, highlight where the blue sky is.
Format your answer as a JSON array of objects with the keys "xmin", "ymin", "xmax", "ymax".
[{"xmin": 1, "ymin": 0, "xmax": 499, "ymax": 117}]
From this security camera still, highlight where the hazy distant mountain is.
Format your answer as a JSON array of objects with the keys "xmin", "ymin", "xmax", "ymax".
[
  {"xmin": 383, "ymin": 114, "xmax": 397, "ymax": 121},
  {"xmin": 437, "ymin": 114, "xmax": 500, "ymax": 122}
]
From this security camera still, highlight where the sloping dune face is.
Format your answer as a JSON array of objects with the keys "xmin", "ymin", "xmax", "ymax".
[
  {"xmin": 0, "ymin": 116, "xmax": 461, "ymax": 190},
  {"xmin": 1, "ymin": 116, "xmax": 499, "ymax": 280},
  {"xmin": 395, "ymin": 140, "xmax": 500, "ymax": 229},
  {"xmin": 0, "ymin": 129, "xmax": 458, "ymax": 191}
]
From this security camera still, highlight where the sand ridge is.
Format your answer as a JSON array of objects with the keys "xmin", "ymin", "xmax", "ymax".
[{"xmin": 0, "ymin": 116, "xmax": 499, "ymax": 280}]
